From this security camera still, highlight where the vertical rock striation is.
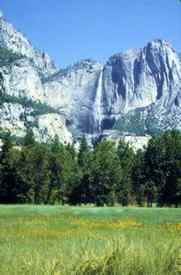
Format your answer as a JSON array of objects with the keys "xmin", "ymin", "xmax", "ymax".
[{"xmin": 0, "ymin": 11, "xmax": 181, "ymax": 146}]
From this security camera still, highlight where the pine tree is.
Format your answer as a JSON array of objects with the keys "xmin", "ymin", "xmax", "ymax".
[
  {"xmin": 76, "ymin": 136, "xmax": 93, "ymax": 204},
  {"xmin": 78, "ymin": 136, "xmax": 89, "ymax": 166},
  {"xmin": 143, "ymin": 130, "xmax": 181, "ymax": 207},
  {"xmin": 90, "ymin": 140, "xmax": 122, "ymax": 206},
  {"xmin": 23, "ymin": 129, "xmax": 36, "ymax": 147},
  {"xmin": 60, "ymin": 146, "xmax": 81, "ymax": 205},
  {"xmin": 16, "ymin": 146, "xmax": 36, "ymax": 203},
  {"xmin": 48, "ymin": 136, "xmax": 64, "ymax": 204},
  {"xmin": 132, "ymin": 149, "xmax": 146, "ymax": 206},
  {"xmin": 117, "ymin": 139, "xmax": 135, "ymax": 205},
  {"xmin": 0, "ymin": 135, "xmax": 20, "ymax": 203},
  {"xmin": 31, "ymin": 144, "xmax": 50, "ymax": 204}
]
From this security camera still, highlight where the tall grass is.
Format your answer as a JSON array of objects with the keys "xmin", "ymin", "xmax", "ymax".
[
  {"xmin": 75, "ymin": 239, "xmax": 181, "ymax": 275},
  {"xmin": 0, "ymin": 205, "xmax": 180, "ymax": 274}
]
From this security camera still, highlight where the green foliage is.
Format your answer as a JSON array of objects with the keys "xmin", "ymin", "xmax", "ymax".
[
  {"xmin": 89, "ymin": 140, "xmax": 122, "ymax": 206},
  {"xmin": 144, "ymin": 130, "xmax": 181, "ymax": 206},
  {"xmin": 0, "ymin": 135, "xmax": 21, "ymax": 203},
  {"xmin": 0, "ymin": 93, "xmax": 57, "ymax": 115},
  {"xmin": 0, "ymin": 130, "xmax": 181, "ymax": 206},
  {"xmin": 114, "ymin": 109, "xmax": 146, "ymax": 135},
  {"xmin": 0, "ymin": 130, "xmax": 24, "ymax": 145},
  {"xmin": 47, "ymin": 136, "xmax": 63, "ymax": 203},
  {"xmin": 70, "ymin": 136, "xmax": 92, "ymax": 204},
  {"xmin": 132, "ymin": 130, "xmax": 181, "ymax": 207},
  {"xmin": 145, "ymin": 115, "xmax": 162, "ymax": 136},
  {"xmin": 23, "ymin": 129, "xmax": 36, "ymax": 146},
  {"xmin": 78, "ymin": 135, "xmax": 89, "ymax": 167},
  {"xmin": 0, "ymin": 94, "xmax": 22, "ymax": 106},
  {"xmin": 114, "ymin": 108, "xmax": 163, "ymax": 136},
  {"xmin": 60, "ymin": 146, "xmax": 81, "ymax": 205},
  {"xmin": 117, "ymin": 140, "xmax": 135, "ymax": 205},
  {"xmin": 132, "ymin": 149, "xmax": 146, "ymax": 206},
  {"xmin": 0, "ymin": 206, "xmax": 180, "ymax": 275},
  {"xmin": 0, "ymin": 47, "xmax": 23, "ymax": 66},
  {"xmin": 76, "ymin": 240, "xmax": 179, "ymax": 275},
  {"xmin": 0, "ymin": 129, "xmax": 11, "ymax": 140},
  {"xmin": 47, "ymin": 136, "xmax": 80, "ymax": 205},
  {"xmin": 30, "ymin": 100, "xmax": 58, "ymax": 116}
]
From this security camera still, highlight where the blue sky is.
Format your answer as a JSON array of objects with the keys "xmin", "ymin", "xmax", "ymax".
[{"xmin": 0, "ymin": 0, "xmax": 180, "ymax": 68}]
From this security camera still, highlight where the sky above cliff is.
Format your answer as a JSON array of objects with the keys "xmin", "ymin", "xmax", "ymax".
[{"xmin": 0, "ymin": 0, "xmax": 180, "ymax": 68}]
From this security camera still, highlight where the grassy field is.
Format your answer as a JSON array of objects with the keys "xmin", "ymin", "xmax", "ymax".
[{"xmin": 0, "ymin": 206, "xmax": 181, "ymax": 274}]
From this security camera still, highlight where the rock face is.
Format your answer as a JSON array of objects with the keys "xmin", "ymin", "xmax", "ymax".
[
  {"xmin": 0, "ymin": 15, "xmax": 56, "ymax": 77},
  {"xmin": 34, "ymin": 114, "xmax": 73, "ymax": 144},
  {"xmin": 0, "ymin": 58, "xmax": 44, "ymax": 101},
  {"xmin": 0, "ymin": 103, "xmax": 27, "ymax": 138},
  {"xmin": 42, "ymin": 39, "xmax": 181, "ymax": 141},
  {"xmin": 0, "ymin": 13, "xmax": 72, "ymax": 144},
  {"xmin": 43, "ymin": 60, "xmax": 103, "ymax": 135},
  {"xmin": 101, "ymin": 130, "xmax": 151, "ymax": 151},
  {"xmin": 0, "ymin": 12, "xmax": 181, "ymax": 148}
]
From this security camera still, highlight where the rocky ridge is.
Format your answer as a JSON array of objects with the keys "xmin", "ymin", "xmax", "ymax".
[{"xmin": 0, "ymin": 11, "xmax": 181, "ymax": 148}]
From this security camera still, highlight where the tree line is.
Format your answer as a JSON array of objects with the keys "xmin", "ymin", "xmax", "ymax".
[{"xmin": 0, "ymin": 130, "xmax": 181, "ymax": 207}]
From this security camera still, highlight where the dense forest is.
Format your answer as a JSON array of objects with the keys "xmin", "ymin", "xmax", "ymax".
[{"xmin": 0, "ymin": 130, "xmax": 181, "ymax": 207}]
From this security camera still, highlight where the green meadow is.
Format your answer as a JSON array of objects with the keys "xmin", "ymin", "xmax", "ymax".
[{"xmin": 0, "ymin": 205, "xmax": 181, "ymax": 274}]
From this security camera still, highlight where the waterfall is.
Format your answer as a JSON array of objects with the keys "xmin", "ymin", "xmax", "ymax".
[{"xmin": 94, "ymin": 70, "xmax": 103, "ymax": 132}]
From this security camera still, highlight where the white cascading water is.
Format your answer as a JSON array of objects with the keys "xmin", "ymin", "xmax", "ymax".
[{"xmin": 94, "ymin": 70, "xmax": 103, "ymax": 132}]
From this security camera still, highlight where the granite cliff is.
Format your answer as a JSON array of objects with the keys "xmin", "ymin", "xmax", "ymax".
[{"xmin": 0, "ymin": 12, "xmax": 181, "ymax": 148}]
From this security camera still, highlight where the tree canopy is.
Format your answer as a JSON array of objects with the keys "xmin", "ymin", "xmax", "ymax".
[{"xmin": 0, "ymin": 130, "xmax": 181, "ymax": 207}]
